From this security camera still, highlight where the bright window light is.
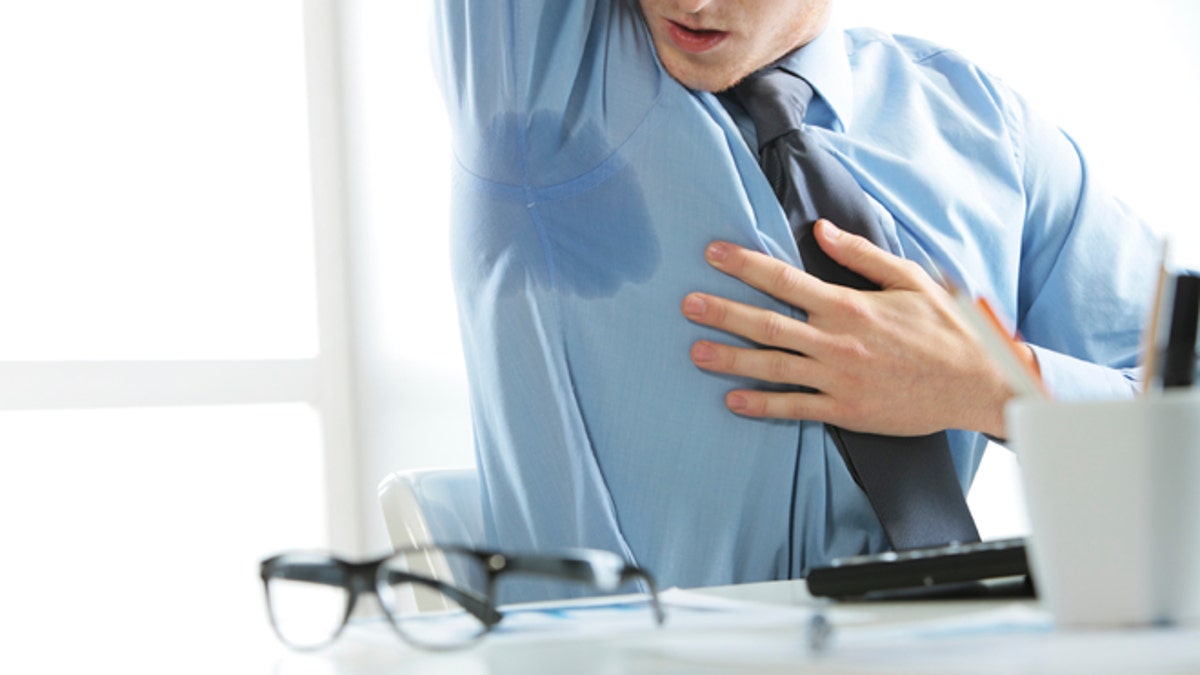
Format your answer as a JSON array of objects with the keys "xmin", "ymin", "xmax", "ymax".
[{"xmin": 0, "ymin": 1, "xmax": 317, "ymax": 360}]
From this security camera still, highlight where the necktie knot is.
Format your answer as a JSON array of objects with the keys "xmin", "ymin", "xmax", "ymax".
[{"xmin": 732, "ymin": 67, "xmax": 814, "ymax": 150}]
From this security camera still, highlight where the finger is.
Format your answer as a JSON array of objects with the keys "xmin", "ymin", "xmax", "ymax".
[
  {"xmin": 681, "ymin": 291, "xmax": 824, "ymax": 353},
  {"xmin": 704, "ymin": 241, "xmax": 840, "ymax": 312},
  {"xmin": 814, "ymin": 219, "xmax": 926, "ymax": 290},
  {"xmin": 725, "ymin": 388, "xmax": 841, "ymax": 423},
  {"xmin": 689, "ymin": 340, "xmax": 829, "ymax": 389}
]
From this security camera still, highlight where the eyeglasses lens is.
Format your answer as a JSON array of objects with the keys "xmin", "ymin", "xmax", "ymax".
[
  {"xmin": 265, "ymin": 571, "xmax": 350, "ymax": 650},
  {"xmin": 376, "ymin": 549, "xmax": 491, "ymax": 649}
]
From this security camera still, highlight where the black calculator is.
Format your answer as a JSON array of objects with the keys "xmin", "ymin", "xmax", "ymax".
[{"xmin": 805, "ymin": 537, "xmax": 1035, "ymax": 600}]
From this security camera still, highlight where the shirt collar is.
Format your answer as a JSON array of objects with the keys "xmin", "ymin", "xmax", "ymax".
[{"xmin": 775, "ymin": 14, "xmax": 853, "ymax": 131}]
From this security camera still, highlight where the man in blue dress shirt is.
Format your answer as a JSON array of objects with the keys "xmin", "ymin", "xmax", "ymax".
[{"xmin": 431, "ymin": 0, "xmax": 1160, "ymax": 590}]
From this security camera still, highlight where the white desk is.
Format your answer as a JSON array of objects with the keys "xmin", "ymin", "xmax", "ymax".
[
  {"xmin": 263, "ymin": 580, "xmax": 1200, "ymax": 675},
  {"xmin": 18, "ymin": 574, "xmax": 1197, "ymax": 673}
]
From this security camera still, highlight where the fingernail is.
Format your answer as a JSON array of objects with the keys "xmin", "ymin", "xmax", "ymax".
[
  {"xmin": 691, "ymin": 342, "xmax": 717, "ymax": 363},
  {"xmin": 706, "ymin": 242, "xmax": 729, "ymax": 263},
  {"xmin": 819, "ymin": 219, "xmax": 842, "ymax": 239},
  {"xmin": 727, "ymin": 393, "xmax": 748, "ymax": 411},
  {"xmin": 682, "ymin": 294, "xmax": 707, "ymax": 316}
]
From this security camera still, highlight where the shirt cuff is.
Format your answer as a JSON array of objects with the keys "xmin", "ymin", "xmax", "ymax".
[{"xmin": 1028, "ymin": 344, "xmax": 1140, "ymax": 402}]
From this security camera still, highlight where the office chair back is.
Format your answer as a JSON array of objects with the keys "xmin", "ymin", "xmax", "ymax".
[{"xmin": 377, "ymin": 467, "xmax": 483, "ymax": 611}]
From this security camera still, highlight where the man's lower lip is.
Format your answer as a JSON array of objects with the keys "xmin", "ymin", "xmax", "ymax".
[{"xmin": 665, "ymin": 21, "xmax": 728, "ymax": 54}]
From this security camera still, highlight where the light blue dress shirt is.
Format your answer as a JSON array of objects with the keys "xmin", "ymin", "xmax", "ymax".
[{"xmin": 431, "ymin": 0, "xmax": 1161, "ymax": 590}]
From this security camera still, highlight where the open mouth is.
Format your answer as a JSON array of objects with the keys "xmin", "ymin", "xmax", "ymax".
[{"xmin": 665, "ymin": 20, "xmax": 729, "ymax": 54}]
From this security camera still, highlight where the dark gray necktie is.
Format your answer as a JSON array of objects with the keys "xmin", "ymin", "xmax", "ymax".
[{"xmin": 733, "ymin": 67, "xmax": 980, "ymax": 550}]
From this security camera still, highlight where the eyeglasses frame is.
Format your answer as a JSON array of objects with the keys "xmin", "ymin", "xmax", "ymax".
[{"xmin": 259, "ymin": 544, "xmax": 664, "ymax": 651}]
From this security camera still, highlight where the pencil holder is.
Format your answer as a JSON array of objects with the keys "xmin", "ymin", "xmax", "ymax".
[{"xmin": 1007, "ymin": 390, "xmax": 1200, "ymax": 627}]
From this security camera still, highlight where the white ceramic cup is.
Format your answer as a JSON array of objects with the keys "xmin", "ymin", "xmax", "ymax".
[{"xmin": 1006, "ymin": 390, "xmax": 1200, "ymax": 627}]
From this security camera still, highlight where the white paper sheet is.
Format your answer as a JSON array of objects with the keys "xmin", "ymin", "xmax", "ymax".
[{"xmin": 643, "ymin": 603, "xmax": 1200, "ymax": 674}]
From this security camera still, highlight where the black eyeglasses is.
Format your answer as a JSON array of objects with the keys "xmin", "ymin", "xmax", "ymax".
[{"xmin": 259, "ymin": 545, "xmax": 665, "ymax": 651}]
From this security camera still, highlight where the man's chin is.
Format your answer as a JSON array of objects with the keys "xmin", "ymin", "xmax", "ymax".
[{"xmin": 660, "ymin": 58, "xmax": 741, "ymax": 93}]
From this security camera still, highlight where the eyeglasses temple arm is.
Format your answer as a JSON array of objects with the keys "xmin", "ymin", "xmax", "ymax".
[{"xmin": 624, "ymin": 569, "xmax": 666, "ymax": 625}]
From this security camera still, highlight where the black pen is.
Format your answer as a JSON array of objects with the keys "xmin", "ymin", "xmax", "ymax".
[{"xmin": 1162, "ymin": 273, "xmax": 1200, "ymax": 389}]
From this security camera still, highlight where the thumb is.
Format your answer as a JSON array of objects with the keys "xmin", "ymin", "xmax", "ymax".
[{"xmin": 815, "ymin": 219, "xmax": 918, "ymax": 290}]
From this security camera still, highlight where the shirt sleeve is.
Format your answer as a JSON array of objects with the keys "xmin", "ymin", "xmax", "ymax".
[
  {"xmin": 431, "ymin": 0, "xmax": 658, "ymax": 574},
  {"xmin": 431, "ymin": 0, "xmax": 658, "ymax": 187},
  {"xmin": 1003, "ymin": 83, "xmax": 1162, "ymax": 401}
]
